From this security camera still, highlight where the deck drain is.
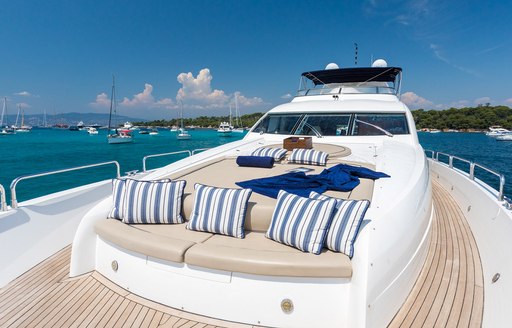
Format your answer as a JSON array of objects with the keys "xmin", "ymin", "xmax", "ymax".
[{"xmin": 111, "ymin": 260, "xmax": 119, "ymax": 272}]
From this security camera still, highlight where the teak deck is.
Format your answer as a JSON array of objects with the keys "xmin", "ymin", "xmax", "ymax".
[{"xmin": 0, "ymin": 181, "xmax": 483, "ymax": 327}]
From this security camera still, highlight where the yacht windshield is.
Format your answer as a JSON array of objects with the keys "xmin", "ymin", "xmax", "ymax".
[
  {"xmin": 253, "ymin": 113, "xmax": 409, "ymax": 136},
  {"xmin": 351, "ymin": 114, "xmax": 409, "ymax": 135}
]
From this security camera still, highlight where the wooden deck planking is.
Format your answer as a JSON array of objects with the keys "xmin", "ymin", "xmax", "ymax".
[
  {"xmin": 0, "ymin": 180, "xmax": 483, "ymax": 328},
  {"xmin": 389, "ymin": 180, "xmax": 484, "ymax": 327}
]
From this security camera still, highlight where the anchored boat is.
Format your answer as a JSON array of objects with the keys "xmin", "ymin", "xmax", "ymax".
[{"xmin": 1, "ymin": 60, "xmax": 511, "ymax": 327}]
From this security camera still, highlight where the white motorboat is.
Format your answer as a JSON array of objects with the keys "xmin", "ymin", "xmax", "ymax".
[
  {"xmin": 86, "ymin": 127, "xmax": 98, "ymax": 135},
  {"xmin": 149, "ymin": 129, "xmax": 159, "ymax": 135},
  {"xmin": 107, "ymin": 76, "xmax": 133, "ymax": 144},
  {"xmin": 217, "ymin": 121, "xmax": 232, "ymax": 134},
  {"xmin": 1, "ymin": 60, "xmax": 512, "ymax": 328},
  {"xmin": 486, "ymin": 125, "xmax": 512, "ymax": 137}
]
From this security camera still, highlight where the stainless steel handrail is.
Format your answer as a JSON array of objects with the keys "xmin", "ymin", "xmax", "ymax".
[
  {"xmin": 10, "ymin": 161, "xmax": 121, "ymax": 209},
  {"xmin": 142, "ymin": 150, "xmax": 192, "ymax": 172},
  {"xmin": 425, "ymin": 149, "xmax": 506, "ymax": 202},
  {"xmin": 0, "ymin": 184, "xmax": 7, "ymax": 211},
  {"xmin": 192, "ymin": 148, "xmax": 210, "ymax": 155}
]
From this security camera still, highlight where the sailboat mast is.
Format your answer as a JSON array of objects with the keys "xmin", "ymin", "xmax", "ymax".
[
  {"xmin": 108, "ymin": 75, "xmax": 115, "ymax": 132},
  {"xmin": 15, "ymin": 105, "xmax": 20, "ymax": 127},
  {"xmin": 235, "ymin": 93, "xmax": 241, "ymax": 127},
  {"xmin": 1, "ymin": 97, "xmax": 5, "ymax": 127},
  {"xmin": 180, "ymin": 101, "xmax": 184, "ymax": 129}
]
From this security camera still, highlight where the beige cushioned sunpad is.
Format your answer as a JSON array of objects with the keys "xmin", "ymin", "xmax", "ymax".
[
  {"xmin": 185, "ymin": 232, "xmax": 352, "ymax": 278},
  {"xmin": 95, "ymin": 219, "xmax": 212, "ymax": 263}
]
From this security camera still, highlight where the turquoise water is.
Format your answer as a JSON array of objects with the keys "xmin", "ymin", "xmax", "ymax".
[
  {"xmin": 0, "ymin": 128, "xmax": 244, "ymax": 202},
  {"xmin": 418, "ymin": 132, "xmax": 512, "ymax": 198},
  {"xmin": 0, "ymin": 130, "xmax": 510, "ymax": 204}
]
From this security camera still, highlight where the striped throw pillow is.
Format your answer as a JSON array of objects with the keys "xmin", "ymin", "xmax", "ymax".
[
  {"xmin": 187, "ymin": 184, "xmax": 252, "ymax": 238},
  {"xmin": 251, "ymin": 147, "xmax": 288, "ymax": 161},
  {"xmin": 289, "ymin": 148, "xmax": 328, "ymax": 166},
  {"xmin": 122, "ymin": 179, "xmax": 186, "ymax": 224},
  {"xmin": 309, "ymin": 191, "xmax": 370, "ymax": 258},
  {"xmin": 266, "ymin": 190, "xmax": 337, "ymax": 254},
  {"xmin": 108, "ymin": 178, "xmax": 126, "ymax": 220}
]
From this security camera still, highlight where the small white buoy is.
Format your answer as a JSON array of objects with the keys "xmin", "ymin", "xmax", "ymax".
[
  {"xmin": 325, "ymin": 63, "xmax": 339, "ymax": 70},
  {"xmin": 372, "ymin": 59, "xmax": 388, "ymax": 67}
]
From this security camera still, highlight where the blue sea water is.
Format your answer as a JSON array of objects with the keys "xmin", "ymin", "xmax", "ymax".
[
  {"xmin": 0, "ymin": 128, "xmax": 244, "ymax": 203},
  {"xmin": 0, "ymin": 129, "xmax": 510, "ymax": 204}
]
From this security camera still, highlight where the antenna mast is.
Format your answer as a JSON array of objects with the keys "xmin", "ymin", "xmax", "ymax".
[{"xmin": 354, "ymin": 43, "xmax": 358, "ymax": 66}]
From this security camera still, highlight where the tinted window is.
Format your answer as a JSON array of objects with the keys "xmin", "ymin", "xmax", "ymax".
[
  {"xmin": 352, "ymin": 114, "xmax": 409, "ymax": 135},
  {"xmin": 252, "ymin": 114, "xmax": 302, "ymax": 134}
]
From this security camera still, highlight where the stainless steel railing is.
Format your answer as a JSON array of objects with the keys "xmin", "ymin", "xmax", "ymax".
[
  {"xmin": 192, "ymin": 148, "xmax": 210, "ymax": 155},
  {"xmin": 0, "ymin": 184, "xmax": 7, "ymax": 211},
  {"xmin": 10, "ymin": 161, "xmax": 120, "ymax": 209},
  {"xmin": 425, "ymin": 150, "xmax": 506, "ymax": 202},
  {"xmin": 142, "ymin": 150, "xmax": 192, "ymax": 172},
  {"xmin": 142, "ymin": 148, "xmax": 212, "ymax": 172}
]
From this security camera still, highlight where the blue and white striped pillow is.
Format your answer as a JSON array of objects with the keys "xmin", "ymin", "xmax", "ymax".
[
  {"xmin": 266, "ymin": 190, "xmax": 337, "ymax": 254},
  {"xmin": 309, "ymin": 191, "xmax": 370, "ymax": 258},
  {"xmin": 187, "ymin": 184, "xmax": 252, "ymax": 238},
  {"xmin": 251, "ymin": 147, "xmax": 288, "ymax": 161},
  {"xmin": 289, "ymin": 148, "xmax": 328, "ymax": 166},
  {"xmin": 122, "ymin": 179, "xmax": 186, "ymax": 224},
  {"xmin": 108, "ymin": 178, "xmax": 126, "ymax": 220}
]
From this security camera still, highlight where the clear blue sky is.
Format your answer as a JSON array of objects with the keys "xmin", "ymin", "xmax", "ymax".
[{"xmin": 1, "ymin": 0, "xmax": 511, "ymax": 119}]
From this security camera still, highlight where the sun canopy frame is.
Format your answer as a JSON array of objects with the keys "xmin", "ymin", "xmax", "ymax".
[{"xmin": 301, "ymin": 67, "xmax": 402, "ymax": 85}]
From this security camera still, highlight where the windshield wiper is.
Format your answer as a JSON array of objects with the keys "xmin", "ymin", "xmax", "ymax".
[
  {"xmin": 354, "ymin": 119, "xmax": 394, "ymax": 137},
  {"xmin": 302, "ymin": 122, "xmax": 323, "ymax": 138}
]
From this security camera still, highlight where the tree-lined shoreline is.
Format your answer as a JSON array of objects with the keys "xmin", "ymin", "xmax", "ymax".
[
  {"xmin": 135, "ymin": 105, "xmax": 512, "ymax": 131},
  {"xmin": 412, "ymin": 105, "xmax": 512, "ymax": 131}
]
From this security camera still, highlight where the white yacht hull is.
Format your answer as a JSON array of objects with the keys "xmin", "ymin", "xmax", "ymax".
[{"xmin": 108, "ymin": 136, "xmax": 133, "ymax": 144}]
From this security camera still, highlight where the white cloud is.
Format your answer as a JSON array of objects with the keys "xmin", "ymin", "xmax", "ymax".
[
  {"xmin": 175, "ymin": 68, "xmax": 263, "ymax": 110},
  {"xmin": 176, "ymin": 68, "xmax": 229, "ymax": 108},
  {"xmin": 474, "ymin": 97, "xmax": 492, "ymax": 105},
  {"xmin": 401, "ymin": 91, "xmax": 434, "ymax": 109},
  {"xmin": 234, "ymin": 91, "xmax": 263, "ymax": 107},
  {"xmin": 89, "ymin": 92, "xmax": 111, "ymax": 108},
  {"xmin": 281, "ymin": 93, "xmax": 292, "ymax": 99},
  {"xmin": 91, "ymin": 84, "xmax": 176, "ymax": 111},
  {"xmin": 14, "ymin": 91, "xmax": 32, "ymax": 97},
  {"xmin": 430, "ymin": 44, "xmax": 479, "ymax": 77},
  {"xmin": 504, "ymin": 98, "xmax": 512, "ymax": 104}
]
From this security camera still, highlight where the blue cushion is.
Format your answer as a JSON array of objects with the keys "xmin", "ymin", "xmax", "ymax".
[
  {"xmin": 121, "ymin": 179, "xmax": 186, "ymax": 224},
  {"xmin": 236, "ymin": 155, "xmax": 274, "ymax": 168},
  {"xmin": 309, "ymin": 191, "xmax": 370, "ymax": 258},
  {"xmin": 289, "ymin": 148, "xmax": 328, "ymax": 166},
  {"xmin": 266, "ymin": 190, "xmax": 337, "ymax": 254},
  {"xmin": 187, "ymin": 184, "xmax": 252, "ymax": 238},
  {"xmin": 108, "ymin": 178, "xmax": 126, "ymax": 220},
  {"xmin": 251, "ymin": 147, "xmax": 288, "ymax": 161}
]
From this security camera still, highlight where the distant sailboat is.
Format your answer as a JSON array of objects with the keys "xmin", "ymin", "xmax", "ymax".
[
  {"xmin": 107, "ymin": 76, "xmax": 133, "ymax": 144},
  {"xmin": 15, "ymin": 105, "xmax": 31, "ymax": 132},
  {"xmin": 0, "ymin": 97, "xmax": 15, "ymax": 135},
  {"xmin": 232, "ymin": 94, "xmax": 244, "ymax": 133},
  {"xmin": 177, "ymin": 101, "xmax": 191, "ymax": 140}
]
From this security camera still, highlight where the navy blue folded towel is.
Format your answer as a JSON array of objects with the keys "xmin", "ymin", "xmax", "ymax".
[
  {"xmin": 236, "ymin": 156, "xmax": 275, "ymax": 168},
  {"xmin": 236, "ymin": 163, "xmax": 390, "ymax": 198}
]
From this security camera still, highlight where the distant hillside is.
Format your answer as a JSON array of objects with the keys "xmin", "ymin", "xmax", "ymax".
[
  {"xmin": 0, "ymin": 112, "xmax": 146, "ymax": 127},
  {"xmin": 133, "ymin": 112, "xmax": 265, "ymax": 128},
  {"xmin": 412, "ymin": 105, "xmax": 512, "ymax": 130}
]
